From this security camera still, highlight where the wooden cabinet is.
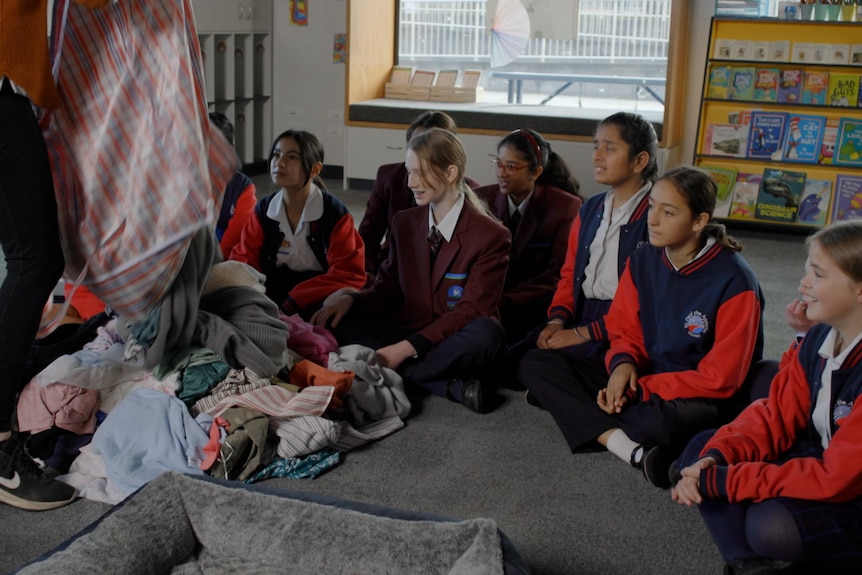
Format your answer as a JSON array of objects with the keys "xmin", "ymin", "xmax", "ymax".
[
  {"xmin": 695, "ymin": 17, "xmax": 862, "ymax": 231},
  {"xmin": 193, "ymin": 0, "xmax": 272, "ymax": 164}
]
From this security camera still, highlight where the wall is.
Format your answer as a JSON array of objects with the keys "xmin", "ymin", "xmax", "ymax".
[{"xmin": 272, "ymin": 0, "xmax": 347, "ymax": 167}]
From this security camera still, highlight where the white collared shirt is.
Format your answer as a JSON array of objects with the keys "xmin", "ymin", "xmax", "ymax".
[
  {"xmin": 508, "ymin": 190, "xmax": 532, "ymax": 219},
  {"xmin": 428, "ymin": 192, "xmax": 465, "ymax": 242},
  {"xmin": 582, "ymin": 183, "xmax": 651, "ymax": 300},
  {"xmin": 813, "ymin": 328, "xmax": 862, "ymax": 449},
  {"xmin": 267, "ymin": 184, "xmax": 325, "ymax": 272}
]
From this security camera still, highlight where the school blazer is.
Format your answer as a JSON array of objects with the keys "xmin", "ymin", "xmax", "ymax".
[
  {"xmin": 475, "ymin": 183, "xmax": 581, "ymax": 310},
  {"xmin": 358, "ymin": 162, "xmax": 480, "ymax": 276},
  {"xmin": 357, "ymin": 201, "xmax": 511, "ymax": 355}
]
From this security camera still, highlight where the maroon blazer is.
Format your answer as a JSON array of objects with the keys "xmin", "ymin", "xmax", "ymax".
[
  {"xmin": 358, "ymin": 162, "xmax": 480, "ymax": 276},
  {"xmin": 357, "ymin": 201, "xmax": 510, "ymax": 354},
  {"xmin": 475, "ymin": 183, "xmax": 581, "ymax": 311}
]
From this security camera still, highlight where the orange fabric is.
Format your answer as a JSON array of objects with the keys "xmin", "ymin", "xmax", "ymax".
[
  {"xmin": 0, "ymin": 0, "xmax": 110, "ymax": 109},
  {"xmin": 288, "ymin": 359, "xmax": 354, "ymax": 410},
  {"xmin": 64, "ymin": 282, "xmax": 106, "ymax": 320}
]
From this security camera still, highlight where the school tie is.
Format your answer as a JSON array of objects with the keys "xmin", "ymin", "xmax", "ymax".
[
  {"xmin": 427, "ymin": 226, "xmax": 444, "ymax": 260},
  {"xmin": 508, "ymin": 209, "xmax": 521, "ymax": 235}
]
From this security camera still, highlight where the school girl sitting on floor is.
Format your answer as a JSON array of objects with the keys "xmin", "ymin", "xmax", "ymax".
[
  {"xmin": 521, "ymin": 166, "xmax": 765, "ymax": 488},
  {"xmin": 230, "ymin": 130, "xmax": 366, "ymax": 320},
  {"xmin": 673, "ymin": 220, "xmax": 862, "ymax": 575},
  {"xmin": 312, "ymin": 128, "xmax": 510, "ymax": 414},
  {"xmin": 358, "ymin": 111, "xmax": 479, "ymax": 279},
  {"xmin": 475, "ymin": 128, "xmax": 582, "ymax": 344}
]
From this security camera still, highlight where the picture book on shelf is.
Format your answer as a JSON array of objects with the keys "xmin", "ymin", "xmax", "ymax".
[
  {"xmin": 797, "ymin": 179, "xmax": 832, "ymax": 227},
  {"xmin": 707, "ymin": 65, "xmax": 731, "ymax": 99},
  {"xmin": 791, "ymin": 42, "xmax": 816, "ymax": 64},
  {"xmin": 776, "ymin": 68, "xmax": 803, "ymax": 104},
  {"xmin": 831, "ymin": 44, "xmax": 851, "ymax": 66},
  {"xmin": 768, "ymin": 41, "xmax": 790, "ymax": 63},
  {"xmin": 751, "ymin": 41, "xmax": 769, "ymax": 62},
  {"xmin": 753, "ymin": 67, "xmax": 779, "ymax": 102},
  {"xmin": 746, "ymin": 111, "xmax": 788, "ymax": 161},
  {"xmin": 727, "ymin": 110, "xmax": 754, "ymax": 126},
  {"xmin": 851, "ymin": 44, "xmax": 862, "ymax": 65},
  {"xmin": 729, "ymin": 172, "xmax": 762, "ymax": 221},
  {"xmin": 755, "ymin": 168, "xmax": 806, "ymax": 223},
  {"xmin": 732, "ymin": 40, "xmax": 753, "ymax": 61},
  {"xmin": 827, "ymin": 73, "xmax": 860, "ymax": 107},
  {"xmin": 703, "ymin": 124, "xmax": 749, "ymax": 157},
  {"xmin": 835, "ymin": 118, "xmax": 862, "ymax": 167},
  {"xmin": 783, "ymin": 114, "xmax": 825, "ymax": 164},
  {"xmin": 801, "ymin": 71, "xmax": 829, "ymax": 105},
  {"xmin": 831, "ymin": 174, "xmax": 862, "ymax": 223},
  {"xmin": 701, "ymin": 165, "xmax": 738, "ymax": 219},
  {"xmin": 729, "ymin": 67, "xmax": 756, "ymax": 101},
  {"xmin": 819, "ymin": 118, "xmax": 840, "ymax": 165}
]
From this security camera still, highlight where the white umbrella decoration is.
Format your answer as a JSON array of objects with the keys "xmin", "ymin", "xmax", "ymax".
[{"xmin": 489, "ymin": 0, "xmax": 531, "ymax": 68}]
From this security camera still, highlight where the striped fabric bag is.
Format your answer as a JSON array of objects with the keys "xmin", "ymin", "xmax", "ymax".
[{"xmin": 42, "ymin": 0, "xmax": 238, "ymax": 328}]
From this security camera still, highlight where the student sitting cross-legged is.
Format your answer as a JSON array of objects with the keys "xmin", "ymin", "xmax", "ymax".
[
  {"xmin": 672, "ymin": 220, "xmax": 862, "ymax": 575},
  {"xmin": 230, "ymin": 130, "xmax": 366, "ymax": 320},
  {"xmin": 312, "ymin": 128, "xmax": 510, "ymax": 414},
  {"xmin": 520, "ymin": 166, "xmax": 765, "ymax": 488}
]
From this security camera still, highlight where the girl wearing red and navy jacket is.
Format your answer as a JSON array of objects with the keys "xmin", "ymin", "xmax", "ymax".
[
  {"xmin": 673, "ymin": 220, "xmax": 862, "ymax": 575},
  {"xmin": 230, "ymin": 130, "xmax": 365, "ymax": 320},
  {"xmin": 523, "ymin": 166, "xmax": 765, "ymax": 488},
  {"xmin": 313, "ymin": 128, "xmax": 510, "ymax": 414},
  {"xmin": 475, "ymin": 128, "xmax": 582, "ymax": 344}
]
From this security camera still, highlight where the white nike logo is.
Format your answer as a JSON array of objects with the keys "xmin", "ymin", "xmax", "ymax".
[{"xmin": 0, "ymin": 472, "xmax": 21, "ymax": 490}]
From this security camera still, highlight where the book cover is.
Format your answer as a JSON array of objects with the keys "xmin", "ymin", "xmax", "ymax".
[
  {"xmin": 791, "ymin": 42, "xmax": 815, "ymax": 64},
  {"xmin": 819, "ymin": 118, "xmax": 840, "ymax": 165},
  {"xmin": 728, "ymin": 172, "xmax": 762, "ymax": 220},
  {"xmin": 755, "ymin": 168, "xmax": 806, "ymax": 223},
  {"xmin": 768, "ymin": 40, "xmax": 791, "ymax": 63},
  {"xmin": 746, "ymin": 111, "xmax": 788, "ymax": 161},
  {"xmin": 852, "ymin": 44, "xmax": 862, "ymax": 66},
  {"xmin": 831, "ymin": 174, "xmax": 862, "ymax": 223},
  {"xmin": 729, "ymin": 66, "xmax": 756, "ymax": 101},
  {"xmin": 751, "ymin": 41, "xmax": 770, "ymax": 62},
  {"xmin": 835, "ymin": 118, "xmax": 862, "ymax": 167},
  {"xmin": 827, "ymin": 73, "xmax": 860, "ymax": 107},
  {"xmin": 701, "ymin": 165, "xmax": 739, "ymax": 204},
  {"xmin": 801, "ymin": 71, "xmax": 829, "ymax": 105},
  {"xmin": 727, "ymin": 110, "xmax": 754, "ymax": 125},
  {"xmin": 752, "ymin": 67, "xmax": 779, "ymax": 102},
  {"xmin": 831, "ymin": 44, "xmax": 851, "ymax": 66},
  {"xmin": 703, "ymin": 123, "xmax": 749, "ymax": 157},
  {"xmin": 810, "ymin": 44, "xmax": 830, "ymax": 65},
  {"xmin": 707, "ymin": 65, "xmax": 732, "ymax": 99},
  {"xmin": 713, "ymin": 38, "xmax": 734, "ymax": 60},
  {"xmin": 732, "ymin": 40, "xmax": 753, "ymax": 61},
  {"xmin": 783, "ymin": 114, "xmax": 825, "ymax": 164},
  {"xmin": 776, "ymin": 68, "xmax": 803, "ymax": 104},
  {"xmin": 797, "ymin": 179, "xmax": 832, "ymax": 226}
]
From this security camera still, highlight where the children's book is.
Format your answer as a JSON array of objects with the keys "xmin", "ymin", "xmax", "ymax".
[
  {"xmin": 768, "ymin": 40, "xmax": 791, "ymax": 63},
  {"xmin": 751, "ymin": 42, "xmax": 770, "ymax": 62},
  {"xmin": 746, "ymin": 111, "xmax": 788, "ymax": 161},
  {"xmin": 852, "ymin": 44, "xmax": 862, "ymax": 66},
  {"xmin": 713, "ymin": 38, "xmax": 734, "ymax": 60},
  {"xmin": 835, "ymin": 118, "xmax": 862, "ymax": 167},
  {"xmin": 707, "ymin": 65, "xmax": 732, "ymax": 99},
  {"xmin": 729, "ymin": 66, "xmax": 756, "ymax": 101},
  {"xmin": 728, "ymin": 172, "xmax": 762, "ymax": 220},
  {"xmin": 827, "ymin": 73, "xmax": 860, "ymax": 107},
  {"xmin": 755, "ymin": 168, "xmax": 806, "ymax": 223},
  {"xmin": 801, "ymin": 71, "xmax": 829, "ymax": 105},
  {"xmin": 831, "ymin": 44, "xmax": 851, "ymax": 66},
  {"xmin": 831, "ymin": 174, "xmax": 862, "ymax": 223},
  {"xmin": 819, "ymin": 118, "xmax": 841, "ymax": 165},
  {"xmin": 782, "ymin": 114, "xmax": 826, "ymax": 164},
  {"xmin": 752, "ymin": 67, "xmax": 779, "ymax": 102},
  {"xmin": 703, "ymin": 123, "xmax": 749, "ymax": 157},
  {"xmin": 727, "ymin": 110, "xmax": 754, "ymax": 125},
  {"xmin": 791, "ymin": 42, "xmax": 815, "ymax": 64},
  {"xmin": 701, "ymin": 165, "xmax": 738, "ymax": 218},
  {"xmin": 776, "ymin": 68, "xmax": 803, "ymax": 104},
  {"xmin": 797, "ymin": 178, "xmax": 832, "ymax": 226},
  {"xmin": 732, "ymin": 40, "xmax": 753, "ymax": 61}
]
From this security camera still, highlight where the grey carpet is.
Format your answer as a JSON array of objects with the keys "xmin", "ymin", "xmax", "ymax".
[{"xmin": 0, "ymin": 184, "xmax": 809, "ymax": 575}]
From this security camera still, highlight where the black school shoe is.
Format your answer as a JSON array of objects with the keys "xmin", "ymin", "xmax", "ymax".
[
  {"xmin": 630, "ymin": 444, "xmax": 675, "ymax": 489},
  {"xmin": 447, "ymin": 378, "xmax": 486, "ymax": 414},
  {"xmin": 0, "ymin": 435, "xmax": 76, "ymax": 511}
]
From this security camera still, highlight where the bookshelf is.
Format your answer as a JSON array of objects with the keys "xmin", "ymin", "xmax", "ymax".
[
  {"xmin": 192, "ymin": 0, "xmax": 273, "ymax": 166},
  {"xmin": 695, "ymin": 17, "xmax": 862, "ymax": 232}
]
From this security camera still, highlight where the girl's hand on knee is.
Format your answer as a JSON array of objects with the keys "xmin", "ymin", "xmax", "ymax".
[{"xmin": 536, "ymin": 323, "xmax": 563, "ymax": 349}]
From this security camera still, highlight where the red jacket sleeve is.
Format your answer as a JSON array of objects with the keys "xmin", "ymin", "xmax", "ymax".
[
  {"xmin": 604, "ymin": 263, "xmax": 646, "ymax": 371},
  {"xmin": 547, "ymin": 212, "xmax": 582, "ymax": 323},
  {"xmin": 287, "ymin": 213, "xmax": 367, "ymax": 311},
  {"xmin": 228, "ymin": 209, "xmax": 265, "ymax": 272},
  {"xmin": 219, "ymin": 183, "xmax": 256, "ymax": 259},
  {"xmin": 699, "ymin": 352, "xmax": 862, "ymax": 503}
]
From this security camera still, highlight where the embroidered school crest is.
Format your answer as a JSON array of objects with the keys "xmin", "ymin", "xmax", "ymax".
[
  {"xmin": 684, "ymin": 311, "xmax": 709, "ymax": 338},
  {"xmin": 834, "ymin": 400, "xmax": 853, "ymax": 427}
]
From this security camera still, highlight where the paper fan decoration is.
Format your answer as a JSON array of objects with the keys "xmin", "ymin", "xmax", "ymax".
[{"xmin": 489, "ymin": 0, "xmax": 531, "ymax": 68}]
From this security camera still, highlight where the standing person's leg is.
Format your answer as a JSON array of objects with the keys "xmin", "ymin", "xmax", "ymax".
[{"xmin": 0, "ymin": 82, "xmax": 73, "ymax": 510}]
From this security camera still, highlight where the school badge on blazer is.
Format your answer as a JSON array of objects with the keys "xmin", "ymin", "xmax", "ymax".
[
  {"xmin": 684, "ymin": 310, "xmax": 709, "ymax": 338},
  {"xmin": 444, "ymin": 273, "xmax": 467, "ymax": 309}
]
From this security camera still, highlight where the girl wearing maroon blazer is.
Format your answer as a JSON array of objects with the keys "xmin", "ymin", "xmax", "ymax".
[{"xmin": 314, "ymin": 128, "xmax": 510, "ymax": 414}]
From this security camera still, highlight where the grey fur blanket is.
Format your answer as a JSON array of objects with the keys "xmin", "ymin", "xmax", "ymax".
[{"xmin": 17, "ymin": 472, "xmax": 506, "ymax": 575}]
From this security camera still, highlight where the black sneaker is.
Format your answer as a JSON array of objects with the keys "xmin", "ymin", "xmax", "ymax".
[{"xmin": 0, "ymin": 436, "xmax": 76, "ymax": 511}]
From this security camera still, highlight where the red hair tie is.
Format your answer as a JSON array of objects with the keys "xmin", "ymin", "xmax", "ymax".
[{"xmin": 515, "ymin": 129, "xmax": 543, "ymax": 166}]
